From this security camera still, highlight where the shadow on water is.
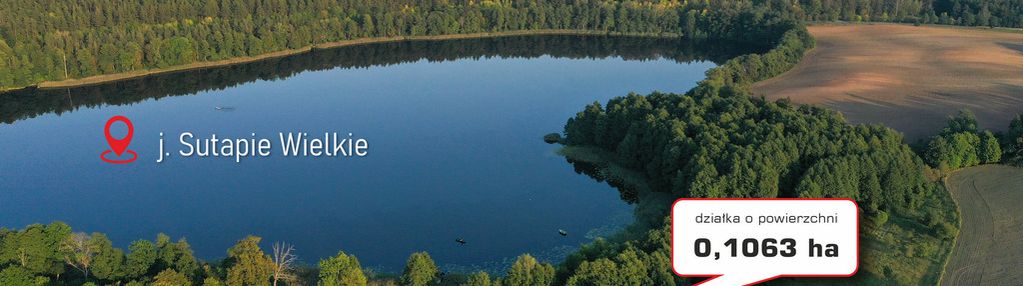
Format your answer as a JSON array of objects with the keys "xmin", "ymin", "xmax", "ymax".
[
  {"xmin": 562, "ymin": 154, "xmax": 679, "ymax": 241},
  {"xmin": 566, "ymin": 158, "xmax": 640, "ymax": 204},
  {"xmin": 0, "ymin": 34, "xmax": 761, "ymax": 125}
]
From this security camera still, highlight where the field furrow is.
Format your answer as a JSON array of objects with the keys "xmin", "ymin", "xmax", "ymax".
[{"xmin": 941, "ymin": 165, "xmax": 1023, "ymax": 286}]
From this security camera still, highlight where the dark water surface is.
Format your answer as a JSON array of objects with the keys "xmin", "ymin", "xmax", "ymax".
[{"xmin": 0, "ymin": 35, "xmax": 748, "ymax": 271}]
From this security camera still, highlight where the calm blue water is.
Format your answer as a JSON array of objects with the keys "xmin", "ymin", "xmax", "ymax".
[{"xmin": 0, "ymin": 36, "xmax": 732, "ymax": 271}]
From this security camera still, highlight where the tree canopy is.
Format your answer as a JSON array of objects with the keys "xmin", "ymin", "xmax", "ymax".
[
  {"xmin": 924, "ymin": 110, "xmax": 1002, "ymax": 171},
  {"xmin": 0, "ymin": 0, "xmax": 694, "ymax": 90},
  {"xmin": 317, "ymin": 251, "xmax": 367, "ymax": 286},
  {"xmin": 501, "ymin": 254, "xmax": 555, "ymax": 286},
  {"xmin": 225, "ymin": 236, "xmax": 273, "ymax": 286},
  {"xmin": 0, "ymin": 0, "xmax": 995, "ymax": 285},
  {"xmin": 400, "ymin": 251, "xmax": 438, "ymax": 286},
  {"xmin": 7, "ymin": 0, "xmax": 1016, "ymax": 90},
  {"xmin": 1001, "ymin": 114, "xmax": 1023, "ymax": 166}
]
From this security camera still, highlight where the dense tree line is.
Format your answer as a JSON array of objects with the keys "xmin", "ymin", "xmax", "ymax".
[
  {"xmin": 0, "ymin": 222, "xmax": 202, "ymax": 285},
  {"xmin": 3, "ymin": 0, "xmax": 1021, "ymax": 90},
  {"xmin": 922, "ymin": 110, "xmax": 1002, "ymax": 171},
  {"xmin": 0, "ymin": 0, "xmax": 719, "ymax": 90},
  {"xmin": 798, "ymin": 0, "xmax": 1023, "ymax": 27},
  {"xmin": 1002, "ymin": 115, "xmax": 1023, "ymax": 167},
  {"xmin": 557, "ymin": 0, "xmax": 965, "ymax": 283},
  {"xmin": 922, "ymin": 111, "xmax": 1023, "ymax": 170},
  {"xmin": 0, "ymin": 222, "xmax": 573, "ymax": 286},
  {"xmin": 0, "ymin": 34, "xmax": 755, "ymax": 125}
]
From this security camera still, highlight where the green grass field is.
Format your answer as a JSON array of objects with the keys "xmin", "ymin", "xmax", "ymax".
[{"xmin": 940, "ymin": 165, "xmax": 1023, "ymax": 285}]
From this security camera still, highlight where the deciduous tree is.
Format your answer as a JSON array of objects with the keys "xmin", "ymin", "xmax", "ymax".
[
  {"xmin": 400, "ymin": 252, "xmax": 437, "ymax": 286},
  {"xmin": 225, "ymin": 236, "xmax": 272, "ymax": 286},
  {"xmin": 317, "ymin": 251, "xmax": 366, "ymax": 286}
]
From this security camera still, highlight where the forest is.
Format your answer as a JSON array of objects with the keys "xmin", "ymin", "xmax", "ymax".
[
  {"xmin": 4, "ymin": 0, "xmax": 1023, "ymax": 285},
  {"xmin": 0, "ymin": 0, "xmax": 691, "ymax": 90},
  {"xmin": 800, "ymin": 0, "xmax": 1023, "ymax": 26},
  {"xmin": 558, "ymin": 13, "xmax": 961, "ymax": 283},
  {"xmin": 0, "ymin": 222, "xmax": 559, "ymax": 286},
  {"xmin": 0, "ymin": 34, "xmax": 756, "ymax": 125},
  {"xmin": 4, "ymin": 0, "xmax": 1022, "ymax": 90}
]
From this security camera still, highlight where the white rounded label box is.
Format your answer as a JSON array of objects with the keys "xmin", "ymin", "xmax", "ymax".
[{"xmin": 672, "ymin": 199, "xmax": 859, "ymax": 285}]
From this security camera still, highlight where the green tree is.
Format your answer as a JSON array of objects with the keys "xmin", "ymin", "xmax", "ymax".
[
  {"xmin": 950, "ymin": 132, "xmax": 981, "ymax": 168},
  {"xmin": 565, "ymin": 258, "xmax": 620, "ymax": 286},
  {"xmin": 1003, "ymin": 115, "xmax": 1023, "ymax": 166},
  {"xmin": 562, "ymin": 247, "xmax": 650, "ymax": 286},
  {"xmin": 872, "ymin": 210, "xmax": 890, "ymax": 227},
  {"xmin": 925, "ymin": 136, "xmax": 951, "ymax": 169},
  {"xmin": 980, "ymin": 131, "xmax": 1002, "ymax": 163},
  {"xmin": 936, "ymin": 222, "xmax": 957, "ymax": 240},
  {"xmin": 90, "ymin": 233, "xmax": 126, "ymax": 281},
  {"xmin": 0, "ymin": 266, "xmax": 48, "ymax": 286},
  {"xmin": 461, "ymin": 271, "xmax": 491, "ymax": 286},
  {"xmin": 503, "ymin": 254, "xmax": 554, "ymax": 286},
  {"xmin": 156, "ymin": 234, "xmax": 199, "ymax": 279},
  {"xmin": 154, "ymin": 269, "xmax": 193, "ymax": 286},
  {"xmin": 613, "ymin": 248, "xmax": 652, "ymax": 286},
  {"xmin": 203, "ymin": 277, "xmax": 225, "ymax": 286},
  {"xmin": 0, "ymin": 222, "xmax": 68, "ymax": 277},
  {"xmin": 317, "ymin": 251, "xmax": 366, "ymax": 286},
  {"xmin": 118, "ymin": 43, "xmax": 143, "ymax": 71},
  {"xmin": 225, "ymin": 236, "xmax": 272, "ymax": 286},
  {"xmin": 978, "ymin": 5, "xmax": 992, "ymax": 26},
  {"xmin": 164, "ymin": 37, "xmax": 197, "ymax": 66},
  {"xmin": 400, "ymin": 252, "xmax": 437, "ymax": 286},
  {"xmin": 98, "ymin": 43, "xmax": 120, "ymax": 73},
  {"xmin": 125, "ymin": 240, "xmax": 157, "ymax": 279},
  {"xmin": 1008, "ymin": 114, "xmax": 1023, "ymax": 142},
  {"xmin": 943, "ymin": 110, "xmax": 978, "ymax": 135},
  {"xmin": 74, "ymin": 49, "xmax": 98, "ymax": 76},
  {"xmin": 1005, "ymin": 135, "xmax": 1023, "ymax": 166}
]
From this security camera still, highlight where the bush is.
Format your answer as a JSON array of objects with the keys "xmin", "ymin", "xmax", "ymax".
[
  {"xmin": 543, "ymin": 133, "xmax": 562, "ymax": 144},
  {"xmin": 923, "ymin": 110, "xmax": 995, "ymax": 170},
  {"xmin": 872, "ymin": 211, "xmax": 890, "ymax": 227}
]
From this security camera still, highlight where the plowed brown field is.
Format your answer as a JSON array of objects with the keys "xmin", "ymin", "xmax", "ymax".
[{"xmin": 753, "ymin": 24, "xmax": 1023, "ymax": 140}]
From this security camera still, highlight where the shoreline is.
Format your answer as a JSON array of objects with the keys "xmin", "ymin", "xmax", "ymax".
[{"xmin": 10, "ymin": 30, "xmax": 678, "ymax": 92}]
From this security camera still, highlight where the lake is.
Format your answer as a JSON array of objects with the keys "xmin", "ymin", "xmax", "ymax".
[{"xmin": 0, "ymin": 35, "xmax": 748, "ymax": 272}]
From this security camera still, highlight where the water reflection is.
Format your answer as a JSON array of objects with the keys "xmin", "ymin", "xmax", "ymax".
[
  {"xmin": 0, "ymin": 34, "xmax": 757, "ymax": 271},
  {"xmin": 0, "ymin": 35, "xmax": 756, "ymax": 125}
]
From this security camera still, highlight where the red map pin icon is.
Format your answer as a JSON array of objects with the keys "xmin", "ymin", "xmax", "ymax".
[{"xmin": 104, "ymin": 115, "xmax": 134, "ymax": 156}]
